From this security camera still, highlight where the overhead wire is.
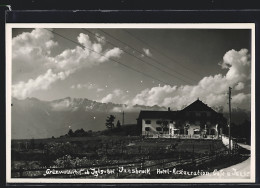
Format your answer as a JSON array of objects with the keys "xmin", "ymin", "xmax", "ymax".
[
  {"xmin": 99, "ymin": 29, "xmax": 198, "ymax": 83},
  {"xmin": 44, "ymin": 28, "xmax": 173, "ymax": 86},
  {"xmin": 82, "ymin": 28, "xmax": 192, "ymax": 85},
  {"xmin": 123, "ymin": 29, "xmax": 205, "ymax": 78},
  {"xmin": 101, "ymin": 29, "xmax": 216, "ymax": 94},
  {"xmin": 45, "ymin": 28, "xmax": 212, "ymax": 95}
]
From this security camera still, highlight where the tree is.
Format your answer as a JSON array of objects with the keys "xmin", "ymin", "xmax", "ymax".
[
  {"xmin": 87, "ymin": 130, "xmax": 93, "ymax": 136},
  {"xmin": 68, "ymin": 129, "xmax": 74, "ymax": 137},
  {"xmin": 106, "ymin": 115, "xmax": 116, "ymax": 129},
  {"xmin": 116, "ymin": 120, "xmax": 121, "ymax": 129},
  {"xmin": 160, "ymin": 119, "xmax": 169, "ymax": 134},
  {"xmin": 74, "ymin": 128, "xmax": 86, "ymax": 137}
]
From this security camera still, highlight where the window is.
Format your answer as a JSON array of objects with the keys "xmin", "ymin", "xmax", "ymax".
[
  {"xmin": 156, "ymin": 127, "xmax": 162, "ymax": 132},
  {"xmin": 156, "ymin": 120, "xmax": 162, "ymax": 125},
  {"xmin": 163, "ymin": 127, "xmax": 169, "ymax": 132},
  {"xmin": 145, "ymin": 127, "xmax": 150, "ymax": 131},
  {"xmin": 145, "ymin": 120, "xmax": 151, "ymax": 124},
  {"xmin": 194, "ymin": 129, "xmax": 200, "ymax": 134}
]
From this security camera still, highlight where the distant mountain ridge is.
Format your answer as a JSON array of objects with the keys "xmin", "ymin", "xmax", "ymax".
[
  {"xmin": 11, "ymin": 97, "xmax": 250, "ymax": 139},
  {"xmin": 11, "ymin": 97, "xmax": 165, "ymax": 139}
]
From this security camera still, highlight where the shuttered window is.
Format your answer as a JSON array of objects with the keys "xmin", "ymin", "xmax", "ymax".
[{"xmin": 145, "ymin": 120, "xmax": 151, "ymax": 124}]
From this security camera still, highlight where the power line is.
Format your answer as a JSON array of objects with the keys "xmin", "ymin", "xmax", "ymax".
[
  {"xmin": 45, "ymin": 28, "xmax": 212, "ymax": 97},
  {"xmin": 98, "ymin": 29, "xmax": 197, "ymax": 84},
  {"xmin": 82, "ymin": 28, "xmax": 191, "ymax": 85},
  {"xmin": 123, "ymin": 29, "xmax": 205, "ymax": 78},
  {"xmin": 97, "ymin": 29, "xmax": 212, "ymax": 95},
  {"xmin": 45, "ymin": 28, "xmax": 172, "ymax": 86}
]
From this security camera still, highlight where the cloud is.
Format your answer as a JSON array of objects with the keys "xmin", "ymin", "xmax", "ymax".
[
  {"xmin": 142, "ymin": 48, "xmax": 152, "ymax": 57},
  {"xmin": 232, "ymin": 93, "xmax": 250, "ymax": 103},
  {"xmin": 111, "ymin": 105, "xmax": 139, "ymax": 113},
  {"xmin": 234, "ymin": 82, "xmax": 245, "ymax": 91},
  {"xmin": 99, "ymin": 48, "xmax": 123, "ymax": 62},
  {"xmin": 230, "ymin": 93, "xmax": 251, "ymax": 111},
  {"xmin": 100, "ymin": 89, "xmax": 125, "ymax": 103},
  {"xmin": 94, "ymin": 33, "xmax": 106, "ymax": 44},
  {"xmin": 51, "ymin": 98, "xmax": 71, "ymax": 111},
  {"xmin": 12, "ymin": 69, "xmax": 71, "ymax": 99},
  {"xmin": 131, "ymin": 85, "xmax": 177, "ymax": 106},
  {"xmin": 113, "ymin": 89, "xmax": 123, "ymax": 96},
  {"xmin": 101, "ymin": 94, "xmax": 113, "ymax": 103},
  {"xmin": 49, "ymin": 33, "xmax": 123, "ymax": 71},
  {"xmin": 76, "ymin": 84, "xmax": 83, "ymax": 89},
  {"xmin": 221, "ymin": 49, "xmax": 251, "ymax": 82},
  {"xmin": 70, "ymin": 83, "xmax": 102, "ymax": 91},
  {"xmin": 97, "ymin": 88, "xmax": 104, "ymax": 92},
  {"xmin": 128, "ymin": 49, "xmax": 251, "ymax": 111},
  {"xmin": 12, "ymin": 29, "xmax": 57, "ymax": 60},
  {"xmin": 12, "ymin": 29, "xmax": 58, "ymax": 81},
  {"xmin": 12, "ymin": 29, "xmax": 123, "ymax": 99}
]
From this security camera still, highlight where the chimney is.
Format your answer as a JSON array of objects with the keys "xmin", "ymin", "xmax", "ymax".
[{"xmin": 168, "ymin": 107, "xmax": 171, "ymax": 111}]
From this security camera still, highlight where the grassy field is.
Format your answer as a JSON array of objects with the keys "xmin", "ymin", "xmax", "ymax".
[{"xmin": 11, "ymin": 136, "xmax": 230, "ymax": 178}]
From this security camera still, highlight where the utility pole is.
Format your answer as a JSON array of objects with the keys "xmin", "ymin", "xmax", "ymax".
[
  {"xmin": 228, "ymin": 87, "xmax": 232, "ymax": 154},
  {"xmin": 122, "ymin": 111, "xmax": 125, "ymax": 126}
]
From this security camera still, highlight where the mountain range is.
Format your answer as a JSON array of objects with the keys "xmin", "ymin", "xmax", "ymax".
[
  {"xmin": 11, "ymin": 97, "xmax": 166, "ymax": 139},
  {"xmin": 10, "ymin": 97, "xmax": 251, "ymax": 139}
]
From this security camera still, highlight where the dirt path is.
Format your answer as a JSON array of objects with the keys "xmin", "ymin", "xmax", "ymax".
[{"xmin": 193, "ymin": 143, "xmax": 251, "ymax": 179}]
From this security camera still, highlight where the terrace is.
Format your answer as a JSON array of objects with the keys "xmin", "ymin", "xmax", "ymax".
[{"xmin": 142, "ymin": 132, "xmax": 219, "ymax": 139}]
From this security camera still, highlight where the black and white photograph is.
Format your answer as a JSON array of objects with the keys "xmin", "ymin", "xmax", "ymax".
[{"xmin": 6, "ymin": 24, "xmax": 255, "ymax": 183}]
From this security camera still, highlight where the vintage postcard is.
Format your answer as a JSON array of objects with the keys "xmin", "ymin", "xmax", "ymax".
[{"xmin": 6, "ymin": 23, "xmax": 255, "ymax": 183}]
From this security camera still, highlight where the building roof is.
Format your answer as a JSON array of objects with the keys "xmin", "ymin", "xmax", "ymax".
[
  {"xmin": 181, "ymin": 99, "xmax": 216, "ymax": 113},
  {"xmin": 137, "ymin": 99, "xmax": 218, "ymax": 119},
  {"xmin": 137, "ymin": 110, "xmax": 178, "ymax": 119}
]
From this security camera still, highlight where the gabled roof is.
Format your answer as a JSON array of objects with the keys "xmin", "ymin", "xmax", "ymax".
[
  {"xmin": 137, "ymin": 99, "xmax": 219, "ymax": 119},
  {"xmin": 181, "ymin": 99, "xmax": 216, "ymax": 113},
  {"xmin": 137, "ymin": 110, "xmax": 178, "ymax": 119}
]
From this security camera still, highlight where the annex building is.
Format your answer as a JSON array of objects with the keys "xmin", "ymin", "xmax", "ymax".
[{"xmin": 137, "ymin": 99, "xmax": 227, "ymax": 139}]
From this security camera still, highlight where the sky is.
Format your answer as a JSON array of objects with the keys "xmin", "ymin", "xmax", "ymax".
[{"xmin": 11, "ymin": 28, "xmax": 252, "ymax": 112}]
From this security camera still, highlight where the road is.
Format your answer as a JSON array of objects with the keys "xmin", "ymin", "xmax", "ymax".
[{"xmin": 193, "ymin": 143, "xmax": 251, "ymax": 179}]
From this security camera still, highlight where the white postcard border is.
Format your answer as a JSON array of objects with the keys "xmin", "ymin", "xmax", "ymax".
[{"xmin": 6, "ymin": 23, "xmax": 256, "ymax": 184}]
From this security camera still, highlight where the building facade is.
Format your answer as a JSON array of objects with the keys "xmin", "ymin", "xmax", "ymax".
[{"xmin": 137, "ymin": 99, "xmax": 227, "ymax": 139}]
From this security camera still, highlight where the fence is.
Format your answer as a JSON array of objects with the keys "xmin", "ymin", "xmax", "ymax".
[
  {"xmin": 142, "ymin": 132, "xmax": 219, "ymax": 139},
  {"xmin": 220, "ymin": 134, "xmax": 242, "ymax": 152}
]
